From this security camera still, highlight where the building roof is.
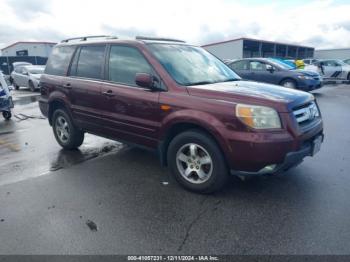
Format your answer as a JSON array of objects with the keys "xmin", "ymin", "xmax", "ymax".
[
  {"xmin": 315, "ymin": 47, "xmax": 350, "ymax": 51},
  {"xmin": 1, "ymin": 41, "xmax": 57, "ymax": 51},
  {"xmin": 201, "ymin": 37, "xmax": 314, "ymax": 49}
]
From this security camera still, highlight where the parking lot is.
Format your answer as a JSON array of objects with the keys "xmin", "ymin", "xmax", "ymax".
[{"xmin": 0, "ymin": 84, "xmax": 349, "ymax": 254}]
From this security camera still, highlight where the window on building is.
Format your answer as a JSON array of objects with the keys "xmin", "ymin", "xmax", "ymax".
[
  {"xmin": 243, "ymin": 40, "xmax": 260, "ymax": 58},
  {"xmin": 276, "ymin": 45, "xmax": 287, "ymax": 58},
  {"xmin": 108, "ymin": 45, "xmax": 152, "ymax": 86},
  {"xmin": 261, "ymin": 43, "xmax": 275, "ymax": 57},
  {"xmin": 287, "ymin": 46, "xmax": 297, "ymax": 58}
]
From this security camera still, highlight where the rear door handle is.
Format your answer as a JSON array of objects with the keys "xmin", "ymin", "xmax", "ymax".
[{"xmin": 102, "ymin": 90, "xmax": 115, "ymax": 97}]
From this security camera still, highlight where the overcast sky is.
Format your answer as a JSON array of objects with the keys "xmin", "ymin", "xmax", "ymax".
[{"xmin": 1, "ymin": 0, "xmax": 350, "ymax": 50}]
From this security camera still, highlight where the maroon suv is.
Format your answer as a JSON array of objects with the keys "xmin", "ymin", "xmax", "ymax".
[{"xmin": 39, "ymin": 36, "xmax": 324, "ymax": 193}]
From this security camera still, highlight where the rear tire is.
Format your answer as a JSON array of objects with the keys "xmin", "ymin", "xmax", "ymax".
[
  {"xmin": 167, "ymin": 129, "xmax": 229, "ymax": 193},
  {"xmin": 2, "ymin": 111, "xmax": 12, "ymax": 120},
  {"xmin": 52, "ymin": 109, "xmax": 84, "ymax": 150},
  {"xmin": 280, "ymin": 79, "xmax": 297, "ymax": 89}
]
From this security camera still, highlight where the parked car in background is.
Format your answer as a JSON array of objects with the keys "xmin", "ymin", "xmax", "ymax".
[
  {"xmin": 39, "ymin": 36, "xmax": 324, "ymax": 193},
  {"xmin": 11, "ymin": 65, "xmax": 45, "ymax": 91},
  {"xmin": 313, "ymin": 59, "xmax": 350, "ymax": 80},
  {"xmin": 227, "ymin": 58, "xmax": 322, "ymax": 91},
  {"xmin": 9, "ymin": 62, "xmax": 33, "ymax": 85},
  {"xmin": 343, "ymin": 58, "xmax": 350, "ymax": 65},
  {"xmin": 303, "ymin": 58, "xmax": 319, "ymax": 65}
]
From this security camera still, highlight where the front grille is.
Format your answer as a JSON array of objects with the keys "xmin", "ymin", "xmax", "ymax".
[{"xmin": 293, "ymin": 101, "xmax": 320, "ymax": 126}]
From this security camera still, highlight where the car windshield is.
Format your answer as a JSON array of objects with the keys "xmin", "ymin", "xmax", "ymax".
[
  {"xmin": 28, "ymin": 67, "xmax": 45, "ymax": 74},
  {"xmin": 147, "ymin": 44, "xmax": 241, "ymax": 86},
  {"xmin": 267, "ymin": 58, "xmax": 295, "ymax": 70}
]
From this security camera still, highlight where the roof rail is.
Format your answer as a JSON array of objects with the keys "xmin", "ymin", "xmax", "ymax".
[
  {"xmin": 135, "ymin": 36, "xmax": 186, "ymax": 43},
  {"xmin": 61, "ymin": 35, "xmax": 117, "ymax": 43}
]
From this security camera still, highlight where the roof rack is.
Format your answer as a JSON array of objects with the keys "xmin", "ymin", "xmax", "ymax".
[
  {"xmin": 135, "ymin": 36, "xmax": 186, "ymax": 43},
  {"xmin": 61, "ymin": 35, "xmax": 117, "ymax": 43}
]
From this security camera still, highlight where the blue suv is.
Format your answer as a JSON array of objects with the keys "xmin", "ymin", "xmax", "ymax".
[{"xmin": 227, "ymin": 58, "xmax": 322, "ymax": 91}]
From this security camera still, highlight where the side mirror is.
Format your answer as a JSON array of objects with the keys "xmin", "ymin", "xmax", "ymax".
[
  {"xmin": 135, "ymin": 73, "xmax": 160, "ymax": 90},
  {"xmin": 266, "ymin": 66, "xmax": 275, "ymax": 73}
]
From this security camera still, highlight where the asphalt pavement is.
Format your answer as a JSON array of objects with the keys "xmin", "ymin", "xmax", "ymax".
[{"xmin": 0, "ymin": 85, "xmax": 350, "ymax": 255}]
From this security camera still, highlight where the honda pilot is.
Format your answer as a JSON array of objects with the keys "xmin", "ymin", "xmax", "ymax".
[{"xmin": 39, "ymin": 36, "xmax": 324, "ymax": 193}]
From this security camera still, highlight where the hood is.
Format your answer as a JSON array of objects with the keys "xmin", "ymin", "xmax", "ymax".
[
  {"xmin": 292, "ymin": 69, "xmax": 319, "ymax": 77},
  {"xmin": 31, "ymin": 73, "xmax": 42, "ymax": 79},
  {"xmin": 187, "ymin": 80, "xmax": 313, "ymax": 112}
]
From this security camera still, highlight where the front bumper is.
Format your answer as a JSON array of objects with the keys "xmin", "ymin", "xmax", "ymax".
[
  {"xmin": 298, "ymin": 79, "xmax": 322, "ymax": 91},
  {"xmin": 230, "ymin": 133, "xmax": 324, "ymax": 176}
]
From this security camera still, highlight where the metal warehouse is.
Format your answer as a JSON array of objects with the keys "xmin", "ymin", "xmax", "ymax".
[
  {"xmin": 1, "ymin": 41, "xmax": 56, "ymax": 57},
  {"xmin": 314, "ymin": 48, "xmax": 350, "ymax": 59},
  {"xmin": 202, "ymin": 37, "xmax": 314, "ymax": 61}
]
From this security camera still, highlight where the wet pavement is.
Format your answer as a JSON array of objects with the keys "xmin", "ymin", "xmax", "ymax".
[{"xmin": 0, "ymin": 85, "xmax": 350, "ymax": 254}]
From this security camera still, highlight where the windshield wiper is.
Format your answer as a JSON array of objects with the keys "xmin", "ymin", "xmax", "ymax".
[
  {"xmin": 187, "ymin": 81, "xmax": 215, "ymax": 86},
  {"xmin": 221, "ymin": 78, "xmax": 240, "ymax": 82}
]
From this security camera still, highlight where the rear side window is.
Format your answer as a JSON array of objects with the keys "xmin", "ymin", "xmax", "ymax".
[
  {"xmin": 108, "ymin": 45, "xmax": 152, "ymax": 86},
  {"xmin": 230, "ymin": 60, "xmax": 249, "ymax": 70},
  {"xmin": 45, "ymin": 46, "xmax": 75, "ymax": 76},
  {"xmin": 71, "ymin": 45, "xmax": 106, "ymax": 79}
]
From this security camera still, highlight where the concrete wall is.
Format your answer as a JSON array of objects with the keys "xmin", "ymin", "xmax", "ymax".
[
  {"xmin": 1, "ymin": 43, "xmax": 55, "ymax": 57},
  {"xmin": 203, "ymin": 40, "xmax": 243, "ymax": 60},
  {"xmin": 315, "ymin": 48, "xmax": 350, "ymax": 59}
]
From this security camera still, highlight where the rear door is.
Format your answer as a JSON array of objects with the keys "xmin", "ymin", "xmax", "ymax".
[
  {"xmin": 99, "ymin": 45, "xmax": 161, "ymax": 148},
  {"xmin": 66, "ymin": 45, "xmax": 107, "ymax": 131}
]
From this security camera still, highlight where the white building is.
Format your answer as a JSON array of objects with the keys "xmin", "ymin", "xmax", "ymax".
[
  {"xmin": 314, "ymin": 48, "xmax": 350, "ymax": 60},
  {"xmin": 1, "ymin": 41, "xmax": 57, "ymax": 57},
  {"xmin": 202, "ymin": 37, "xmax": 314, "ymax": 60}
]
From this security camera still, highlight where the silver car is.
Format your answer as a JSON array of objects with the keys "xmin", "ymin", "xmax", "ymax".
[{"xmin": 11, "ymin": 65, "xmax": 45, "ymax": 91}]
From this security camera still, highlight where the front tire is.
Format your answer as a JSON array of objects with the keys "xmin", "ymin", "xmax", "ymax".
[
  {"xmin": 2, "ymin": 111, "xmax": 12, "ymax": 120},
  {"xmin": 52, "ymin": 109, "xmax": 84, "ymax": 150},
  {"xmin": 167, "ymin": 130, "xmax": 229, "ymax": 193}
]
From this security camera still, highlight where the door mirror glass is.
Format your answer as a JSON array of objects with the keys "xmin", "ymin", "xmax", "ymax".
[{"xmin": 135, "ymin": 73, "xmax": 155, "ymax": 89}]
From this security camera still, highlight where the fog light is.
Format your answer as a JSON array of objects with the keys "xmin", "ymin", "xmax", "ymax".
[{"xmin": 260, "ymin": 164, "xmax": 277, "ymax": 173}]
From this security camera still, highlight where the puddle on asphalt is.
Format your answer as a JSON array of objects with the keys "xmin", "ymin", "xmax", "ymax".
[
  {"xmin": 49, "ymin": 143, "xmax": 123, "ymax": 172},
  {"xmin": 13, "ymin": 95, "xmax": 40, "ymax": 106}
]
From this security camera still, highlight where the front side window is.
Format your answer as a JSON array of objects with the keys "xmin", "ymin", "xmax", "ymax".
[
  {"xmin": 108, "ymin": 45, "xmax": 152, "ymax": 86},
  {"xmin": 250, "ymin": 61, "xmax": 266, "ymax": 71},
  {"xmin": 45, "ymin": 46, "xmax": 76, "ymax": 76},
  {"xmin": 230, "ymin": 60, "xmax": 249, "ymax": 70},
  {"xmin": 73, "ymin": 45, "xmax": 106, "ymax": 79},
  {"xmin": 147, "ymin": 44, "xmax": 240, "ymax": 86}
]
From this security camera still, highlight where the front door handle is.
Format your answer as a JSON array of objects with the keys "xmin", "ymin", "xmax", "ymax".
[
  {"xmin": 102, "ymin": 90, "xmax": 115, "ymax": 97},
  {"xmin": 63, "ymin": 83, "xmax": 72, "ymax": 89}
]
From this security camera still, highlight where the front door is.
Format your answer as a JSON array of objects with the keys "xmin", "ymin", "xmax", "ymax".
[{"xmin": 100, "ymin": 45, "xmax": 161, "ymax": 148}]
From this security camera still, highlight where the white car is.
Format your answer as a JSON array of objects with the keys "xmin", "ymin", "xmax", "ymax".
[
  {"xmin": 313, "ymin": 59, "xmax": 350, "ymax": 80},
  {"xmin": 11, "ymin": 65, "xmax": 45, "ymax": 91}
]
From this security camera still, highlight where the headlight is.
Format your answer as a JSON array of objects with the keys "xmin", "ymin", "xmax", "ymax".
[
  {"xmin": 297, "ymin": 75, "xmax": 313, "ymax": 80},
  {"xmin": 236, "ymin": 104, "xmax": 281, "ymax": 129}
]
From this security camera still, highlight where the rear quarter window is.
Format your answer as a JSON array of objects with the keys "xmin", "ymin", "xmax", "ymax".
[{"xmin": 45, "ymin": 46, "xmax": 76, "ymax": 76}]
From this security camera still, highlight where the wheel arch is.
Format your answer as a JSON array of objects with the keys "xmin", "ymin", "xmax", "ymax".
[
  {"xmin": 159, "ymin": 121, "xmax": 229, "ymax": 167},
  {"xmin": 279, "ymin": 77, "xmax": 297, "ymax": 87},
  {"xmin": 48, "ymin": 98, "xmax": 72, "ymax": 126}
]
